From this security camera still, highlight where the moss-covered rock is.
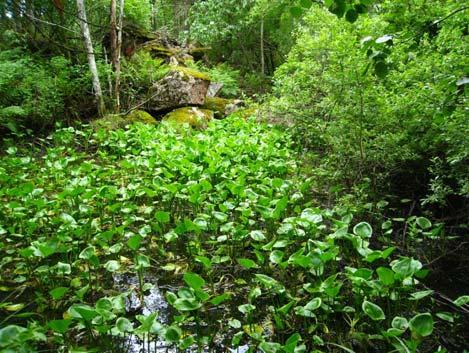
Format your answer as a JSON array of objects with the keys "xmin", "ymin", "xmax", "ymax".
[
  {"xmin": 92, "ymin": 110, "xmax": 157, "ymax": 131},
  {"xmin": 140, "ymin": 40, "xmax": 178, "ymax": 58},
  {"xmin": 228, "ymin": 107, "xmax": 258, "ymax": 120},
  {"xmin": 171, "ymin": 65, "xmax": 211, "ymax": 81},
  {"xmin": 91, "ymin": 114, "xmax": 127, "ymax": 131},
  {"xmin": 126, "ymin": 109, "xmax": 157, "ymax": 125},
  {"xmin": 163, "ymin": 107, "xmax": 214, "ymax": 129},
  {"xmin": 148, "ymin": 68, "xmax": 211, "ymax": 112},
  {"xmin": 202, "ymin": 97, "xmax": 234, "ymax": 118}
]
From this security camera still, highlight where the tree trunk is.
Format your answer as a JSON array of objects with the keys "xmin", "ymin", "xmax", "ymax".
[
  {"xmin": 114, "ymin": 0, "xmax": 124, "ymax": 111},
  {"xmin": 110, "ymin": 0, "xmax": 118, "ymax": 69},
  {"xmin": 260, "ymin": 17, "xmax": 265, "ymax": 75},
  {"xmin": 76, "ymin": 0, "xmax": 105, "ymax": 116}
]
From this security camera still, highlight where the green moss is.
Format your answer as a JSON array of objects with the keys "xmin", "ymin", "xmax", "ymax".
[
  {"xmin": 202, "ymin": 97, "xmax": 234, "ymax": 118},
  {"xmin": 141, "ymin": 41, "xmax": 178, "ymax": 57},
  {"xmin": 229, "ymin": 107, "xmax": 258, "ymax": 120},
  {"xmin": 163, "ymin": 107, "xmax": 214, "ymax": 129},
  {"xmin": 92, "ymin": 110, "xmax": 157, "ymax": 131},
  {"xmin": 126, "ymin": 110, "xmax": 157, "ymax": 125},
  {"xmin": 91, "ymin": 114, "xmax": 127, "ymax": 131},
  {"xmin": 171, "ymin": 65, "xmax": 211, "ymax": 81}
]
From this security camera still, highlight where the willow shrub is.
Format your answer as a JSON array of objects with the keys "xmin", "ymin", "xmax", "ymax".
[{"xmin": 268, "ymin": 3, "xmax": 468, "ymax": 210}]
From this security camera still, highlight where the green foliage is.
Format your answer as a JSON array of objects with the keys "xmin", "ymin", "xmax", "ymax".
[
  {"xmin": 268, "ymin": 2, "xmax": 468, "ymax": 209},
  {"xmin": 0, "ymin": 118, "xmax": 465, "ymax": 352},
  {"xmin": 0, "ymin": 46, "xmax": 90, "ymax": 130},
  {"xmin": 187, "ymin": 61, "xmax": 240, "ymax": 97},
  {"xmin": 120, "ymin": 52, "xmax": 169, "ymax": 109},
  {"xmin": 124, "ymin": 0, "xmax": 152, "ymax": 29}
]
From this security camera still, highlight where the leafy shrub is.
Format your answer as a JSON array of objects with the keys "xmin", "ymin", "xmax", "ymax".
[
  {"xmin": 268, "ymin": 3, "xmax": 468, "ymax": 211},
  {"xmin": 120, "ymin": 51, "xmax": 169, "ymax": 109},
  {"xmin": 187, "ymin": 61, "xmax": 240, "ymax": 97},
  {"xmin": 0, "ymin": 43, "xmax": 91, "ymax": 130}
]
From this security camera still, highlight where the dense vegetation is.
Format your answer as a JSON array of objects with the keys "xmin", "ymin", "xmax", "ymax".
[{"xmin": 0, "ymin": 1, "xmax": 468, "ymax": 352}]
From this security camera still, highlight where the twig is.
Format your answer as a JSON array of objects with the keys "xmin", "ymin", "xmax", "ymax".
[
  {"xmin": 431, "ymin": 6, "xmax": 469, "ymax": 27},
  {"xmin": 24, "ymin": 13, "xmax": 80, "ymax": 34},
  {"xmin": 425, "ymin": 242, "xmax": 469, "ymax": 266}
]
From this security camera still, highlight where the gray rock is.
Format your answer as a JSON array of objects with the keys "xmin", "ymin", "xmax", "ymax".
[{"xmin": 147, "ymin": 67, "xmax": 210, "ymax": 112}]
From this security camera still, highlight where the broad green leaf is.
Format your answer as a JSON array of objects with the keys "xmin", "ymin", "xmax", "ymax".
[
  {"xmin": 49, "ymin": 287, "xmax": 69, "ymax": 300},
  {"xmin": 362, "ymin": 300, "xmax": 385, "ymax": 321},
  {"xmin": 155, "ymin": 211, "xmax": 170, "ymax": 223},
  {"xmin": 409, "ymin": 313, "xmax": 433, "ymax": 337},
  {"xmin": 391, "ymin": 257, "xmax": 422, "ymax": 277},
  {"xmin": 259, "ymin": 342, "xmax": 282, "ymax": 353},
  {"xmin": 353, "ymin": 222, "xmax": 372, "ymax": 238},
  {"xmin": 104, "ymin": 260, "xmax": 120, "ymax": 272},
  {"xmin": 454, "ymin": 295, "xmax": 469, "ymax": 306},
  {"xmin": 304, "ymin": 297, "xmax": 322, "ymax": 311},
  {"xmin": 172, "ymin": 298, "xmax": 202, "ymax": 311},
  {"xmin": 377, "ymin": 267, "xmax": 395, "ymax": 286},
  {"xmin": 228, "ymin": 319, "xmax": 241, "ymax": 329},
  {"xmin": 392, "ymin": 316, "xmax": 408, "ymax": 330},
  {"xmin": 238, "ymin": 303, "xmax": 255, "ymax": 314},
  {"xmin": 416, "ymin": 217, "xmax": 431, "ymax": 229},
  {"xmin": 210, "ymin": 293, "xmax": 231, "ymax": 306},
  {"xmin": 116, "ymin": 317, "xmax": 133, "ymax": 333},
  {"xmin": 436, "ymin": 312, "xmax": 454, "ymax": 323},
  {"xmin": 238, "ymin": 258, "xmax": 258, "ymax": 269},
  {"xmin": 135, "ymin": 254, "xmax": 151, "ymax": 269},
  {"xmin": 78, "ymin": 246, "xmax": 95, "ymax": 260},
  {"xmin": 127, "ymin": 234, "xmax": 143, "ymax": 250},
  {"xmin": 269, "ymin": 250, "xmax": 285, "ymax": 264},
  {"xmin": 165, "ymin": 325, "xmax": 182, "ymax": 342},
  {"xmin": 250, "ymin": 230, "xmax": 266, "ymax": 241},
  {"xmin": 183, "ymin": 272, "xmax": 205, "ymax": 289},
  {"xmin": 410, "ymin": 290, "xmax": 433, "ymax": 300},
  {"xmin": 48, "ymin": 319, "xmax": 72, "ymax": 334}
]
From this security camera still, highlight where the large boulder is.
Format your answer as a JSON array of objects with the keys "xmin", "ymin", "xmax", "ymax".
[
  {"xmin": 163, "ymin": 107, "xmax": 214, "ymax": 129},
  {"xmin": 147, "ymin": 67, "xmax": 210, "ymax": 112}
]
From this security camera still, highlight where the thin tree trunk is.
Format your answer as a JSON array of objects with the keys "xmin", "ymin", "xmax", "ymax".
[
  {"xmin": 110, "ymin": 0, "xmax": 118, "ymax": 68},
  {"xmin": 114, "ymin": 0, "xmax": 124, "ymax": 111},
  {"xmin": 260, "ymin": 17, "xmax": 265, "ymax": 75},
  {"xmin": 76, "ymin": 0, "xmax": 105, "ymax": 116}
]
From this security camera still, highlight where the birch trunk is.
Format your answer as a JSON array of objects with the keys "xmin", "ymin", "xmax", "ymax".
[{"xmin": 76, "ymin": 0, "xmax": 105, "ymax": 116}]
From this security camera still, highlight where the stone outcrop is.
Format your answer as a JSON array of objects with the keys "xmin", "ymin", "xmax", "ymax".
[{"xmin": 147, "ymin": 67, "xmax": 210, "ymax": 113}]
